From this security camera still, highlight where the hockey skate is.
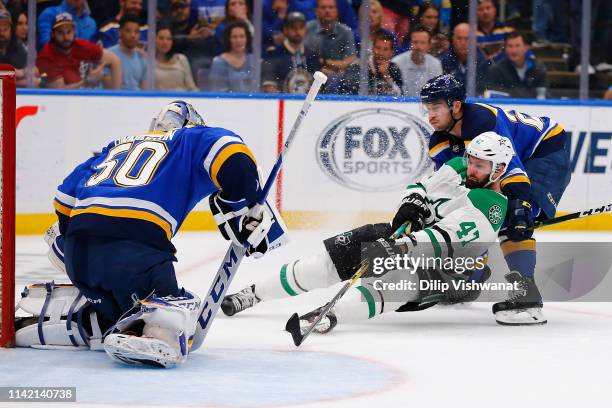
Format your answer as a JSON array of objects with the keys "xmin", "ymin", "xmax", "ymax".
[
  {"xmin": 493, "ymin": 271, "xmax": 547, "ymax": 325},
  {"xmin": 294, "ymin": 304, "xmax": 337, "ymax": 335},
  {"xmin": 221, "ymin": 285, "xmax": 260, "ymax": 316}
]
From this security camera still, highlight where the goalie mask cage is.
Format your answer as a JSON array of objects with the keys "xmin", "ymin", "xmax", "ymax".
[{"xmin": 0, "ymin": 65, "xmax": 16, "ymax": 347}]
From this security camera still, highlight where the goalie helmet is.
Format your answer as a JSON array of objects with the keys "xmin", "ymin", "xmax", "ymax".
[
  {"xmin": 465, "ymin": 132, "xmax": 515, "ymax": 184},
  {"xmin": 149, "ymin": 100, "xmax": 205, "ymax": 132}
]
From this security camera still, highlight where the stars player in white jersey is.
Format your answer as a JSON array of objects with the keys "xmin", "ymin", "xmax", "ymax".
[{"xmin": 222, "ymin": 132, "xmax": 515, "ymax": 333}]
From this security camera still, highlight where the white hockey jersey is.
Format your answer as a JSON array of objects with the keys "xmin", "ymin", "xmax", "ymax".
[{"xmin": 403, "ymin": 157, "xmax": 507, "ymax": 261}]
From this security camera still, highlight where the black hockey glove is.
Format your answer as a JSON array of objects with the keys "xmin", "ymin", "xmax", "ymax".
[
  {"xmin": 360, "ymin": 237, "xmax": 413, "ymax": 278},
  {"xmin": 391, "ymin": 192, "xmax": 431, "ymax": 233},
  {"xmin": 505, "ymin": 199, "xmax": 534, "ymax": 241}
]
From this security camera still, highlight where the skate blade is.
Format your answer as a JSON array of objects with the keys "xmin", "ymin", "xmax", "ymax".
[{"xmin": 495, "ymin": 308, "xmax": 548, "ymax": 326}]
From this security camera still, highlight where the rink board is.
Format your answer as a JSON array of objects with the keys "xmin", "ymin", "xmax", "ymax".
[{"xmin": 14, "ymin": 91, "xmax": 612, "ymax": 233}]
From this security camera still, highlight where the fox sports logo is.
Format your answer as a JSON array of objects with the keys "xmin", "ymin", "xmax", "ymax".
[{"xmin": 316, "ymin": 108, "xmax": 433, "ymax": 192}]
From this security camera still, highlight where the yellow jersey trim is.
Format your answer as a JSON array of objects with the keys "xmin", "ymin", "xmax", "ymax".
[
  {"xmin": 501, "ymin": 175, "xmax": 531, "ymax": 187},
  {"xmin": 543, "ymin": 124, "xmax": 564, "ymax": 141},
  {"xmin": 209, "ymin": 143, "xmax": 256, "ymax": 188},
  {"xmin": 429, "ymin": 140, "xmax": 449, "ymax": 157},
  {"xmin": 70, "ymin": 206, "xmax": 173, "ymax": 240},
  {"xmin": 501, "ymin": 239, "xmax": 536, "ymax": 255},
  {"xmin": 53, "ymin": 200, "xmax": 73, "ymax": 217}
]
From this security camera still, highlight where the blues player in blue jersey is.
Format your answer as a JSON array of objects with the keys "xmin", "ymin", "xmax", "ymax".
[
  {"xmin": 14, "ymin": 101, "xmax": 287, "ymax": 366},
  {"xmin": 399, "ymin": 74, "xmax": 571, "ymax": 325}
]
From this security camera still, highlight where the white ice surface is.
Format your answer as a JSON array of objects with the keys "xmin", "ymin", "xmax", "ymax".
[{"xmin": 3, "ymin": 230, "xmax": 612, "ymax": 408}]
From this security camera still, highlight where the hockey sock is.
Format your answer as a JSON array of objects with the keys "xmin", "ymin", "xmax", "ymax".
[
  {"xmin": 254, "ymin": 251, "xmax": 340, "ymax": 301},
  {"xmin": 334, "ymin": 282, "xmax": 410, "ymax": 324},
  {"xmin": 500, "ymin": 237, "xmax": 536, "ymax": 278}
]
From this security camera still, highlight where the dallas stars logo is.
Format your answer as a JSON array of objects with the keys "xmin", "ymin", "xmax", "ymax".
[{"xmin": 488, "ymin": 205, "xmax": 503, "ymax": 225}]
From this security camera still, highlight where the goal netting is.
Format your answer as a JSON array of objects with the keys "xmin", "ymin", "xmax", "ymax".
[{"xmin": 0, "ymin": 65, "xmax": 16, "ymax": 347}]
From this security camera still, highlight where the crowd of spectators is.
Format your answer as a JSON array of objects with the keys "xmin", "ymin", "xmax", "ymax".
[{"xmin": 0, "ymin": 0, "xmax": 609, "ymax": 98}]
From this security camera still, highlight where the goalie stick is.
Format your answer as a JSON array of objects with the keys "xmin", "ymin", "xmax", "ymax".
[
  {"xmin": 287, "ymin": 202, "xmax": 612, "ymax": 347},
  {"xmin": 195, "ymin": 72, "xmax": 328, "ymax": 347}
]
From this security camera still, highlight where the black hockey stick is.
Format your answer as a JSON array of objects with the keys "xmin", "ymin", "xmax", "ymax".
[
  {"xmin": 533, "ymin": 203, "xmax": 612, "ymax": 229},
  {"xmin": 286, "ymin": 224, "xmax": 413, "ymax": 347}
]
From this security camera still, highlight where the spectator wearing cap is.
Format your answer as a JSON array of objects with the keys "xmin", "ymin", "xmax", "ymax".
[
  {"xmin": 476, "ymin": 0, "xmax": 514, "ymax": 62},
  {"xmin": 108, "ymin": 14, "xmax": 146, "ymax": 90},
  {"xmin": 0, "ymin": 8, "xmax": 36, "ymax": 87},
  {"xmin": 392, "ymin": 25, "xmax": 442, "ymax": 96},
  {"xmin": 341, "ymin": 30, "xmax": 403, "ymax": 96},
  {"xmin": 262, "ymin": 0, "xmax": 288, "ymax": 50},
  {"xmin": 440, "ymin": 23, "xmax": 488, "ymax": 95},
  {"xmin": 98, "ymin": 0, "xmax": 148, "ymax": 49},
  {"xmin": 486, "ymin": 31, "xmax": 548, "ymax": 99},
  {"xmin": 169, "ymin": 0, "xmax": 219, "ymax": 87},
  {"xmin": 36, "ymin": 13, "xmax": 121, "ymax": 89},
  {"xmin": 37, "ymin": 0, "xmax": 97, "ymax": 48},
  {"xmin": 262, "ymin": 11, "xmax": 320, "ymax": 93},
  {"xmin": 305, "ymin": 0, "xmax": 357, "ymax": 82}
]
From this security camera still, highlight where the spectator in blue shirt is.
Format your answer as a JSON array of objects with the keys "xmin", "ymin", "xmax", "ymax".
[
  {"xmin": 476, "ymin": 0, "xmax": 514, "ymax": 62},
  {"xmin": 263, "ymin": 0, "xmax": 289, "ymax": 50},
  {"xmin": 210, "ymin": 20, "xmax": 255, "ymax": 92},
  {"xmin": 108, "ymin": 14, "xmax": 147, "ymax": 90},
  {"xmin": 38, "ymin": 0, "xmax": 97, "ymax": 48},
  {"xmin": 98, "ymin": 0, "xmax": 148, "ymax": 49}
]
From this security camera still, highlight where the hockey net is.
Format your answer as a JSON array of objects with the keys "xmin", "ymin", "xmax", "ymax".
[{"xmin": 0, "ymin": 65, "xmax": 16, "ymax": 347}]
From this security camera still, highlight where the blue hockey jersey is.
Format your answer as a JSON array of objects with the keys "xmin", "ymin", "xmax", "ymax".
[
  {"xmin": 428, "ymin": 102, "xmax": 567, "ymax": 199},
  {"xmin": 53, "ymin": 126, "xmax": 262, "ymax": 251}
]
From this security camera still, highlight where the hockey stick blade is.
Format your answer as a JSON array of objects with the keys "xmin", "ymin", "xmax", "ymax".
[
  {"xmin": 286, "ymin": 261, "xmax": 367, "ymax": 347},
  {"xmin": 285, "ymin": 313, "xmax": 304, "ymax": 346}
]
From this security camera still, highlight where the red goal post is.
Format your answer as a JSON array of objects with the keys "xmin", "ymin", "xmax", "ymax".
[{"xmin": 0, "ymin": 65, "xmax": 16, "ymax": 347}]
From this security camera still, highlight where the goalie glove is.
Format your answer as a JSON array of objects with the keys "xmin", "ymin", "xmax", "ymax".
[
  {"xmin": 391, "ymin": 192, "xmax": 431, "ymax": 233},
  {"xmin": 242, "ymin": 203, "xmax": 273, "ymax": 258},
  {"xmin": 209, "ymin": 192, "xmax": 274, "ymax": 258}
]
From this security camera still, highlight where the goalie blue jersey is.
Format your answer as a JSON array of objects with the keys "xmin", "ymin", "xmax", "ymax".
[
  {"xmin": 53, "ymin": 126, "xmax": 260, "ymax": 252},
  {"xmin": 428, "ymin": 102, "xmax": 567, "ymax": 199}
]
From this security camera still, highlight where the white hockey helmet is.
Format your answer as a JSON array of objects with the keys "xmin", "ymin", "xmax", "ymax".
[
  {"xmin": 465, "ymin": 131, "xmax": 515, "ymax": 184},
  {"xmin": 149, "ymin": 100, "xmax": 205, "ymax": 132}
]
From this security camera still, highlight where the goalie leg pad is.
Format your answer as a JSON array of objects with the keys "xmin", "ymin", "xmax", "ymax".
[
  {"xmin": 15, "ymin": 282, "xmax": 103, "ymax": 350},
  {"xmin": 104, "ymin": 290, "xmax": 202, "ymax": 367},
  {"xmin": 44, "ymin": 222, "xmax": 66, "ymax": 273}
]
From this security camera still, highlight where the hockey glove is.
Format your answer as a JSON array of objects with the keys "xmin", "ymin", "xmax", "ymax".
[
  {"xmin": 361, "ymin": 237, "xmax": 413, "ymax": 278},
  {"xmin": 506, "ymin": 199, "xmax": 534, "ymax": 241},
  {"xmin": 242, "ymin": 203, "xmax": 273, "ymax": 258},
  {"xmin": 391, "ymin": 192, "xmax": 431, "ymax": 233}
]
